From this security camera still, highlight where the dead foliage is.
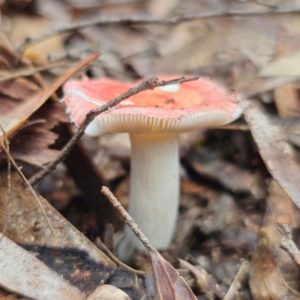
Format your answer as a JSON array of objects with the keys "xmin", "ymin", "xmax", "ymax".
[{"xmin": 1, "ymin": 0, "xmax": 300, "ymax": 299}]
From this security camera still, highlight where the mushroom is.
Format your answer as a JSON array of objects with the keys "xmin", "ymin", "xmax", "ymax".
[{"xmin": 63, "ymin": 76, "xmax": 242, "ymax": 260}]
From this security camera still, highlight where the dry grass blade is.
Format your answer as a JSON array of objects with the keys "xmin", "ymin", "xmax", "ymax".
[
  {"xmin": 240, "ymin": 96, "xmax": 300, "ymax": 209},
  {"xmin": 101, "ymin": 186, "xmax": 197, "ymax": 300}
]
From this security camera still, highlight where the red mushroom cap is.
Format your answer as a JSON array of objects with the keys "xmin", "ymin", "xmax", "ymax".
[{"xmin": 63, "ymin": 76, "xmax": 241, "ymax": 136}]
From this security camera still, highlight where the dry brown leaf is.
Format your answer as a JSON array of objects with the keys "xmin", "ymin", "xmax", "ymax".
[
  {"xmin": 31, "ymin": 99, "xmax": 70, "ymax": 125},
  {"xmin": 147, "ymin": 0, "xmax": 178, "ymax": 17},
  {"xmin": 235, "ymin": 72, "xmax": 298, "ymax": 98},
  {"xmin": 145, "ymin": 249, "xmax": 197, "ymax": 300},
  {"xmin": 251, "ymin": 243, "xmax": 300, "ymax": 300},
  {"xmin": 241, "ymin": 97, "xmax": 300, "ymax": 210},
  {"xmin": 0, "ymin": 126, "xmax": 59, "ymax": 166},
  {"xmin": 0, "ymin": 232, "xmax": 85, "ymax": 300},
  {"xmin": 0, "ymin": 77, "xmax": 39, "ymax": 99},
  {"xmin": 87, "ymin": 284, "xmax": 132, "ymax": 300},
  {"xmin": 145, "ymin": 252, "xmax": 196, "ymax": 300},
  {"xmin": 259, "ymin": 51, "xmax": 300, "ymax": 76},
  {"xmin": 273, "ymin": 82, "xmax": 300, "ymax": 118},
  {"xmin": 8, "ymin": 15, "xmax": 64, "ymax": 63},
  {"xmin": 0, "ymin": 170, "xmax": 114, "ymax": 267},
  {"xmin": 249, "ymin": 180, "xmax": 300, "ymax": 299},
  {"xmin": 0, "ymin": 45, "xmax": 72, "ymax": 166},
  {"xmin": 0, "ymin": 100, "xmax": 68, "ymax": 166},
  {"xmin": 190, "ymin": 158, "xmax": 266, "ymax": 199},
  {"xmin": 154, "ymin": 17, "xmax": 275, "ymax": 73},
  {"xmin": 0, "ymin": 52, "xmax": 100, "ymax": 145}
]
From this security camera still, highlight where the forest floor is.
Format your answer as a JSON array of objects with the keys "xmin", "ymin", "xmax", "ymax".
[{"xmin": 1, "ymin": 1, "xmax": 300, "ymax": 299}]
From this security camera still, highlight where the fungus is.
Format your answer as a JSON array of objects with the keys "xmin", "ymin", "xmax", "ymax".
[{"xmin": 63, "ymin": 76, "xmax": 242, "ymax": 260}]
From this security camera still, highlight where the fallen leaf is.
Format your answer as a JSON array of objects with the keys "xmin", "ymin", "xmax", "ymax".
[
  {"xmin": 8, "ymin": 15, "xmax": 64, "ymax": 63},
  {"xmin": 0, "ymin": 170, "xmax": 114, "ymax": 267},
  {"xmin": 259, "ymin": 51, "xmax": 300, "ymax": 76},
  {"xmin": 0, "ymin": 77, "xmax": 39, "ymax": 100},
  {"xmin": 0, "ymin": 232, "xmax": 85, "ymax": 300},
  {"xmin": 0, "ymin": 45, "xmax": 75, "ymax": 166},
  {"xmin": 249, "ymin": 180, "xmax": 300, "ymax": 299},
  {"xmin": 0, "ymin": 126, "xmax": 59, "ymax": 166},
  {"xmin": 241, "ymin": 97, "xmax": 300, "ymax": 210},
  {"xmin": 0, "ymin": 51, "xmax": 100, "ymax": 145},
  {"xmin": 87, "ymin": 284, "xmax": 132, "ymax": 300},
  {"xmin": 273, "ymin": 82, "xmax": 300, "ymax": 118},
  {"xmin": 148, "ymin": 248, "xmax": 197, "ymax": 300},
  {"xmin": 0, "ymin": 100, "xmax": 69, "ymax": 166},
  {"xmin": 146, "ymin": 0, "xmax": 178, "ymax": 17},
  {"xmin": 190, "ymin": 158, "xmax": 266, "ymax": 199}
]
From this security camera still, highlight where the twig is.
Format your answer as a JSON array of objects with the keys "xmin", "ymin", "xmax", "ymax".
[
  {"xmin": 277, "ymin": 222, "xmax": 300, "ymax": 266},
  {"xmin": 96, "ymin": 237, "xmax": 145, "ymax": 275},
  {"xmin": 223, "ymin": 261, "xmax": 250, "ymax": 300},
  {"xmin": 16, "ymin": 6, "xmax": 300, "ymax": 53},
  {"xmin": 101, "ymin": 186, "xmax": 153, "ymax": 251},
  {"xmin": 0, "ymin": 139, "xmax": 57, "ymax": 238},
  {"xmin": 29, "ymin": 75, "xmax": 199, "ymax": 185}
]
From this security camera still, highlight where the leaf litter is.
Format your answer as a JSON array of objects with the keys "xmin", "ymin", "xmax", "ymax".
[{"xmin": 2, "ymin": 1, "xmax": 300, "ymax": 299}]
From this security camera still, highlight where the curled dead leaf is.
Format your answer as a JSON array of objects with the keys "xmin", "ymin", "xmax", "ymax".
[{"xmin": 241, "ymin": 97, "xmax": 300, "ymax": 210}]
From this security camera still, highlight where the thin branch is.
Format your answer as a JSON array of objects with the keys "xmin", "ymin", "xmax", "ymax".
[
  {"xmin": 16, "ymin": 6, "xmax": 300, "ymax": 53},
  {"xmin": 277, "ymin": 222, "xmax": 300, "ymax": 266},
  {"xmin": 29, "ymin": 75, "xmax": 199, "ymax": 185},
  {"xmin": 101, "ymin": 186, "xmax": 153, "ymax": 251}
]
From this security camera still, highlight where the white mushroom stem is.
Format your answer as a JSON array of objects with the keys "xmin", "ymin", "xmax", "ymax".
[{"xmin": 118, "ymin": 133, "xmax": 179, "ymax": 260}]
